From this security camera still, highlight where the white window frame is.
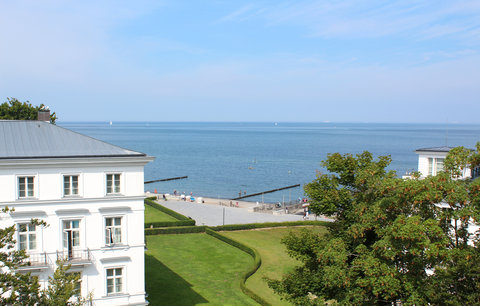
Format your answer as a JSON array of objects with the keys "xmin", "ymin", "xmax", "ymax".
[
  {"xmin": 17, "ymin": 175, "xmax": 36, "ymax": 199},
  {"xmin": 106, "ymin": 173, "xmax": 122, "ymax": 195},
  {"xmin": 63, "ymin": 174, "xmax": 80, "ymax": 197},
  {"xmin": 105, "ymin": 216, "xmax": 123, "ymax": 246},
  {"xmin": 62, "ymin": 219, "xmax": 81, "ymax": 249},
  {"xmin": 18, "ymin": 223, "xmax": 37, "ymax": 251},
  {"xmin": 428, "ymin": 157, "xmax": 445, "ymax": 176},
  {"xmin": 105, "ymin": 267, "xmax": 124, "ymax": 295}
]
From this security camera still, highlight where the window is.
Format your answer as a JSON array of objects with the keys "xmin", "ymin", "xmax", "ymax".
[
  {"xmin": 63, "ymin": 220, "xmax": 80, "ymax": 248},
  {"xmin": 427, "ymin": 158, "xmax": 445, "ymax": 176},
  {"xmin": 105, "ymin": 217, "xmax": 122, "ymax": 245},
  {"xmin": 436, "ymin": 158, "xmax": 444, "ymax": 173},
  {"xmin": 428, "ymin": 158, "xmax": 434, "ymax": 175},
  {"xmin": 18, "ymin": 223, "xmax": 36, "ymax": 250},
  {"xmin": 18, "ymin": 176, "xmax": 34, "ymax": 198},
  {"xmin": 106, "ymin": 174, "xmax": 121, "ymax": 194},
  {"xmin": 106, "ymin": 268, "xmax": 123, "ymax": 295},
  {"xmin": 64, "ymin": 175, "xmax": 79, "ymax": 196}
]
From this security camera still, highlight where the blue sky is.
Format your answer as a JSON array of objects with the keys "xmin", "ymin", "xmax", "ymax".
[{"xmin": 1, "ymin": 0, "xmax": 479, "ymax": 123}]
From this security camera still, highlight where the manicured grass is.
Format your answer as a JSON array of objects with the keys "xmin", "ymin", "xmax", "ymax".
[
  {"xmin": 145, "ymin": 233, "xmax": 258, "ymax": 305},
  {"xmin": 144, "ymin": 204, "xmax": 179, "ymax": 224},
  {"xmin": 223, "ymin": 226, "xmax": 327, "ymax": 305}
]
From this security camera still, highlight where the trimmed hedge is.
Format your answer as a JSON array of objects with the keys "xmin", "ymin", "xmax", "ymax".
[
  {"xmin": 145, "ymin": 219, "xmax": 195, "ymax": 228},
  {"xmin": 206, "ymin": 228, "xmax": 271, "ymax": 306},
  {"xmin": 210, "ymin": 220, "xmax": 331, "ymax": 232},
  {"xmin": 145, "ymin": 226, "xmax": 207, "ymax": 235},
  {"xmin": 144, "ymin": 198, "xmax": 194, "ymax": 222}
]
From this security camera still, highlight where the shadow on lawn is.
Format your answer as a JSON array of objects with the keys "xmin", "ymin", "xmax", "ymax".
[{"xmin": 145, "ymin": 254, "xmax": 209, "ymax": 306}]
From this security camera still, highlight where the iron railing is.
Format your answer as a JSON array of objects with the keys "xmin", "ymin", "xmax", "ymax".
[{"xmin": 56, "ymin": 248, "xmax": 92, "ymax": 263}]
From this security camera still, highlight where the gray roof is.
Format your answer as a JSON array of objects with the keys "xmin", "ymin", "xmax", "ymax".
[
  {"xmin": 415, "ymin": 146, "xmax": 474, "ymax": 153},
  {"xmin": 0, "ymin": 121, "xmax": 146, "ymax": 159},
  {"xmin": 415, "ymin": 146, "xmax": 453, "ymax": 153}
]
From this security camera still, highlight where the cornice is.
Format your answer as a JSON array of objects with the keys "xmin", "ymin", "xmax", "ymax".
[
  {"xmin": 3, "ymin": 195, "xmax": 146, "ymax": 207},
  {"xmin": 0, "ymin": 156, "xmax": 155, "ymax": 169}
]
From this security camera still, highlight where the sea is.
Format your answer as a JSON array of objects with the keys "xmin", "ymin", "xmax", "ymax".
[{"xmin": 59, "ymin": 122, "xmax": 480, "ymax": 204}]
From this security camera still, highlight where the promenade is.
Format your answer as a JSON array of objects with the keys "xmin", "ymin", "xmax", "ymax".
[{"xmin": 149, "ymin": 194, "xmax": 333, "ymax": 226}]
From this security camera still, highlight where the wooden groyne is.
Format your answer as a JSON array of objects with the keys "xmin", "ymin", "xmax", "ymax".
[
  {"xmin": 231, "ymin": 184, "xmax": 301, "ymax": 200},
  {"xmin": 144, "ymin": 176, "xmax": 188, "ymax": 184}
]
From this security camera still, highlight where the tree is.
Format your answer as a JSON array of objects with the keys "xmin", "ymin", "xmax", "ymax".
[
  {"xmin": 0, "ymin": 97, "xmax": 57, "ymax": 123},
  {"xmin": 0, "ymin": 207, "xmax": 87, "ymax": 305},
  {"xmin": 268, "ymin": 147, "xmax": 480, "ymax": 305}
]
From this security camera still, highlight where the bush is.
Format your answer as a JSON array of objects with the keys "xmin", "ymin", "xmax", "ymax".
[
  {"xmin": 206, "ymin": 229, "xmax": 270, "ymax": 306},
  {"xmin": 144, "ymin": 198, "xmax": 192, "ymax": 221},
  {"xmin": 144, "ymin": 220, "xmax": 196, "ymax": 228},
  {"xmin": 210, "ymin": 220, "xmax": 331, "ymax": 232},
  {"xmin": 145, "ymin": 226, "xmax": 207, "ymax": 235}
]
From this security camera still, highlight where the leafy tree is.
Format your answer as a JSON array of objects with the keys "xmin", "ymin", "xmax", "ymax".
[
  {"xmin": 0, "ymin": 97, "xmax": 57, "ymax": 123},
  {"xmin": 42, "ymin": 261, "xmax": 91, "ymax": 305},
  {"xmin": 268, "ymin": 148, "xmax": 480, "ymax": 305},
  {"xmin": 0, "ymin": 207, "xmax": 88, "ymax": 305}
]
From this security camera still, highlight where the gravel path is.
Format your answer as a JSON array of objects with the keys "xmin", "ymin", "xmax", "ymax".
[{"xmin": 157, "ymin": 200, "xmax": 332, "ymax": 226}]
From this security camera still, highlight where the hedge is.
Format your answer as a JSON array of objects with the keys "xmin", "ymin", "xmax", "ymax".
[
  {"xmin": 145, "ymin": 226, "xmax": 207, "ymax": 235},
  {"xmin": 205, "ymin": 228, "xmax": 271, "ymax": 306},
  {"xmin": 209, "ymin": 220, "xmax": 331, "ymax": 232},
  {"xmin": 144, "ymin": 198, "xmax": 193, "ymax": 221},
  {"xmin": 144, "ymin": 219, "xmax": 196, "ymax": 228}
]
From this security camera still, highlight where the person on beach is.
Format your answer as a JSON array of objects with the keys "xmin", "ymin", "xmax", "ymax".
[{"xmin": 174, "ymin": 190, "xmax": 177, "ymax": 196}]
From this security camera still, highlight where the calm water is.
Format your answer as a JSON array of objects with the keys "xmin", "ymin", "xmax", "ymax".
[{"xmin": 59, "ymin": 122, "xmax": 480, "ymax": 203}]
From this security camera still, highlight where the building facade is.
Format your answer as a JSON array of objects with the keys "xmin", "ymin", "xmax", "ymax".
[
  {"xmin": 0, "ymin": 120, "xmax": 153, "ymax": 305},
  {"xmin": 414, "ymin": 146, "xmax": 472, "ymax": 179}
]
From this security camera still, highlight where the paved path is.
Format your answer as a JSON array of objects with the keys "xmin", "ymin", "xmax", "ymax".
[{"xmin": 157, "ymin": 200, "xmax": 332, "ymax": 226}]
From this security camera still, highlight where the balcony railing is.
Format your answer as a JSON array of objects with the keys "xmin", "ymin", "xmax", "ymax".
[
  {"xmin": 56, "ymin": 249, "xmax": 92, "ymax": 265},
  {"xmin": 17, "ymin": 252, "xmax": 49, "ymax": 271}
]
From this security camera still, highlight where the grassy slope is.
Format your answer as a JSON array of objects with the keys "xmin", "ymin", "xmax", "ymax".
[
  {"xmin": 144, "ymin": 204, "xmax": 179, "ymax": 223},
  {"xmin": 145, "ymin": 233, "xmax": 258, "ymax": 305},
  {"xmin": 223, "ymin": 226, "xmax": 327, "ymax": 306}
]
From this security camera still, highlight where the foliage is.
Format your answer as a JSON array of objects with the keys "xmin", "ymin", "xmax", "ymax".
[
  {"xmin": 0, "ymin": 97, "xmax": 57, "ymax": 123},
  {"xmin": 42, "ymin": 261, "xmax": 91, "ymax": 305},
  {"xmin": 145, "ymin": 198, "xmax": 193, "ymax": 221},
  {"xmin": 269, "ymin": 150, "xmax": 480, "ymax": 305},
  {"xmin": 0, "ymin": 207, "xmax": 88, "ymax": 304},
  {"xmin": 210, "ymin": 220, "xmax": 331, "ymax": 232},
  {"xmin": 145, "ymin": 225, "xmax": 207, "ymax": 235},
  {"xmin": 145, "ymin": 219, "xmax": 196, "ymax": 228}
]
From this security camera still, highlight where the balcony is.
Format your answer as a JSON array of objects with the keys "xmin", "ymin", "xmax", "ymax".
[
  {"xmin": 56, "ymin": 249, "xmax": 93, "ymax": 266},
  {"xmin": 16, "ymin": 252, "xmax": 49, "ymax": 272}
]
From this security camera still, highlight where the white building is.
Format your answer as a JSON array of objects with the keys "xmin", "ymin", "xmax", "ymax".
[
  {"xmin": 406, "ymin": 145, "xmax": 479, "ymax": 243},
  {"xmin": 408, "ymin": 146, "xmax": 477, "ymax": 179},
  {"xmin": 0, "ymin": 120, "xmax": 153, "ymax": 305}
]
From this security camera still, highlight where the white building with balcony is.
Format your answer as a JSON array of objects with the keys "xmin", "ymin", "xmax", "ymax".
[{"xmin": 0, "ymin": 120, "xmax": 153, "ymax": 305}]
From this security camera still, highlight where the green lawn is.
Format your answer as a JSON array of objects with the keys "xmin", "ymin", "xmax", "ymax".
[
  {"xmin": 144, "ymin": 204, "xmax": 179, "ymax": 224},
  {"xmin": 145, "ymin": 233, "xmax": 258, "ymax": 305},
  {"xmin": 223, "ymin": 226, "xmax": 327, "ymax": 305}
]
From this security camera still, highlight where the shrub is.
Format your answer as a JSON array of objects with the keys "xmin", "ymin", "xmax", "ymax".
[
  {"xmin": 210, "ymin": 220, "xmax": 331, "ymax": 232},
  {"xmin": 144, "ymin": 220, "xmax": 195, "ymax": 228},
  {"xmin": 145, "ymin": 226, "xmax": 207, "ymax": 235},
  {"xmin": 206, "ymin": 229, "xmax": 270, "ymax": 306},
  {"xmin": 144, "ymin": 198, "xmax": 192, "ymax": 221}
]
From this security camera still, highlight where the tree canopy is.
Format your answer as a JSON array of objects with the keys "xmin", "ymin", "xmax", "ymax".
[
  {"xmin": 268, "ymin": 146, "xmax": 480, "ymax": 305},
  {"xmin": 0, "ymin": 97, "xmax": 57, "ymax": 123}
]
